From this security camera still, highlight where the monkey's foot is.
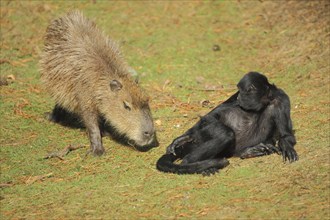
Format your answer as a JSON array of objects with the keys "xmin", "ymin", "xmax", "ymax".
[
  {"xmin": 201, "ymin": 167, "xmax": 220, "ymax": 176},
  {"xmin": 240, "ymin": 143, "xmax": 280, "ymax": 159},
  {"xmin": 166, "ymin": 135, "xmax": 194, "ymax": 155}
]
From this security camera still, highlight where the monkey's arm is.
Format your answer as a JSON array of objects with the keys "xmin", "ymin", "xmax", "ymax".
[{"xmin": 273, "ymin": 94, "xmax": 298, "ymax": 163}]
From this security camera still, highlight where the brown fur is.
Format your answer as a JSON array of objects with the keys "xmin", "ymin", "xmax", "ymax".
[{"xmin": 40, "ymin": 10, "xmax": 158, "ymax": 155}]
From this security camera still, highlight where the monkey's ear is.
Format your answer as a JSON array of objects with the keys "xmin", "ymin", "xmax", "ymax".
[
  {"xmin": 110, "ymin": 80, "xmax": 123, "ymax": 91},
  {"xmin": 266, "ymin": 86, "xmax": 275, "ymax": 100},
  {"xmin": 268, "ymin": 89, "xmax": 274, "ymax": 100}
]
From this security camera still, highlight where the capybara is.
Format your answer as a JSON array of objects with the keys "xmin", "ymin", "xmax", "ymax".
[{"xmin": 40, "ymin": 11, "xmax": 158, "ymax": 155}]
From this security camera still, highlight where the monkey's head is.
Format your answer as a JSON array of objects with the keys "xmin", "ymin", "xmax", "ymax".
[{"xmin": 237, "ymin": 72, "xmax": 272, "ymax": 111}]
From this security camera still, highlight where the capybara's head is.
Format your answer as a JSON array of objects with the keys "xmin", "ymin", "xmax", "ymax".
[{"xmin": 97, "ymin": 76, "xmax": 158, "ymax": 151}]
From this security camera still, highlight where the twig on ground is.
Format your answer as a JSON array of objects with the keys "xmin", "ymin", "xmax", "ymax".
[
  {"xmin": 0, "ymin": 183, "xmax": 14, "ymax": 188},
  {"xmin": 44, "ymin": 145, "xmax": 85, "ymax": 160},
  {"xmin": 25, "ymin": 173, "xmax": 53, "ymax": 185}
]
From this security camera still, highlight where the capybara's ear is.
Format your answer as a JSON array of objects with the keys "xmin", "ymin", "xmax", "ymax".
[{"xmin": 110, "ymin": 80, "xmax": 123, "ymax": 91}]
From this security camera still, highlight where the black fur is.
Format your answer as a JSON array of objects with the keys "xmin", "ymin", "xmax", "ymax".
[{"xmin": 157, "ymin": 72, "xmax": 298, "ymax": 175}]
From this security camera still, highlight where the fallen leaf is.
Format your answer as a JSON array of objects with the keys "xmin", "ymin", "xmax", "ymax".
[{"xmin": 155, "ymin": 119, "xmax": 162, "ymax": 126}]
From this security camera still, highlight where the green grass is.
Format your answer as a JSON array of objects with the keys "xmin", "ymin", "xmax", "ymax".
[{"xmin": 1, "ymin": 1, "xmax": 329, "ymax": 219}]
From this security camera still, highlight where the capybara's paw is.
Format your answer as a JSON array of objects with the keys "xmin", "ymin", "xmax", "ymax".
[{"xmin": 92, "ymin": 147, "xmax": 105, "ymax": 156}]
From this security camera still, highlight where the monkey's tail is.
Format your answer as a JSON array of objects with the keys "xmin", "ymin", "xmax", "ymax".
[{"xmin": 156, "ymin": 154, "xmax": 229, "ymax": 175}]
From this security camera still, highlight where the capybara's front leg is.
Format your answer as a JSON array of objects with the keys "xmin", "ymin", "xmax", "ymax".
[{"xmin": 82, "ymin": 112, "xmax": 105, "ymax": 156}]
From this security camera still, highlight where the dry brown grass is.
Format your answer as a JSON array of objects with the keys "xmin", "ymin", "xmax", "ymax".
[{"xmin": 1, "ymin": 1, "xmax": 329, "ymax": 219}]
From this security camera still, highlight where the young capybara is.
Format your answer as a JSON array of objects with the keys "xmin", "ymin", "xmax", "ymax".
[{"xmin": 40, "ymin": 10, "xmax": 158, "ymax": 155}]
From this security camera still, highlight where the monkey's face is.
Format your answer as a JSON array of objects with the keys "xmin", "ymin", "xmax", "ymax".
[{"xmin": 237, "ymin": 72, "xmax": 271, "ymax": 111}]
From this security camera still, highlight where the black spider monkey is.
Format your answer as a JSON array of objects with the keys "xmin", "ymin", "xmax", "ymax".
[{"xmin": 157, "ymin": 72, "xmax": 298, "ymax": 175}]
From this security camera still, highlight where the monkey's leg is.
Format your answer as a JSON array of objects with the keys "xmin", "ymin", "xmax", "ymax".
[
  {"xmin": 181, "ymin": 122, "xmax": 235, "ymax": 164},
  {"xmin": 166, "ymin": 135, "xmax": 194, "ymax": 155},
  {"xmin": 81, "ymin": 111, "xmax": 105, "ymax": 156},
  {"xmin": 181, "ymin": 138, "xmax": 233, "ymax": 165},
  {"xmin": 239, "ymin": 143, "xmax": 280, "ymax": 159},
  {"xmin": 179, "ymin": 137, "xmax": 232, "ymax": 175}
]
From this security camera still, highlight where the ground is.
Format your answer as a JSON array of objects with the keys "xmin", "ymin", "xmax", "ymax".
[{"xmin": 0, "ymin": 1, "xmax": 329, "ymax": 219}]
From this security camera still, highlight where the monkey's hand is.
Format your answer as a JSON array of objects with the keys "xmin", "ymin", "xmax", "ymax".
[
  {"xmin": 278, "ymin": 137, "xmax": 299, "ymax": 163},
  {"xmin": 166, "ymin": 135, "xmax": 194, "ymax": 155},
  {"xmin": 279, "ymin": 146, "xmax": 299, "ymax": 163}
]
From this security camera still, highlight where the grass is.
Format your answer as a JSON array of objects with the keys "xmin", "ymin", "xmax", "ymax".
[{"xmin": 1, "ymin": 1, "xmax": 329, "ymax": 219}]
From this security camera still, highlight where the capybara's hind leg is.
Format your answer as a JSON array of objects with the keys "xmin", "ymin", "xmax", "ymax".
[
  {"xmin": 46, "ymin": 105, "xmax": 83, "ymax": 128},
  {"xmin": 46, "ymin": 104, "xmax": 68, "ymax": 123}
]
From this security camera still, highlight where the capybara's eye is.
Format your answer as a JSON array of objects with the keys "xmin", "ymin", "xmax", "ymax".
[{"xmin": 123, "ymin": 101, "xmax": 131, "ymax": 111}]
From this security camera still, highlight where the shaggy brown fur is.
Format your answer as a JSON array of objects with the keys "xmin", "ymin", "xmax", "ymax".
[{"xmin": 40, "ymin": 10, "xmax": 158, "ymax": 155}]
